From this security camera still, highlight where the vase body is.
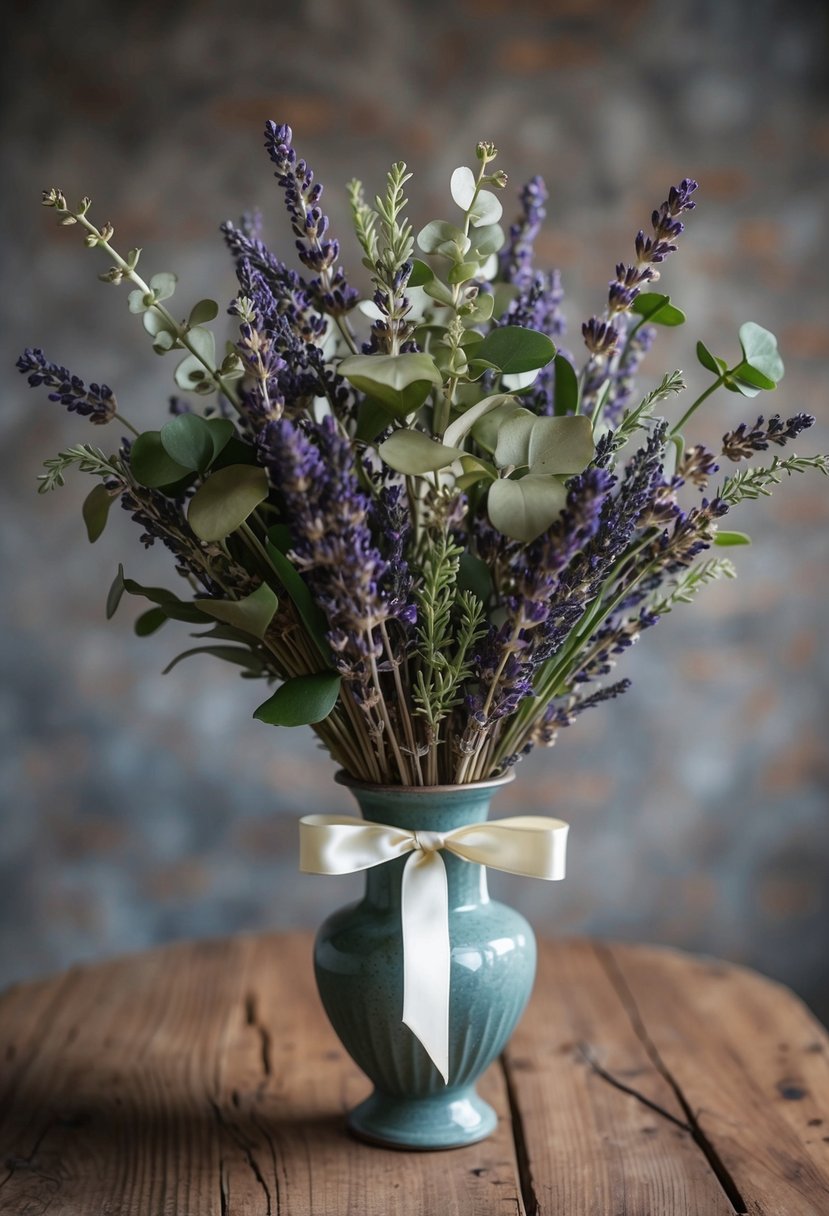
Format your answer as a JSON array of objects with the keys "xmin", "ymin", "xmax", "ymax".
[{"xmin": 313, "ymin": 776, "xmax": 536, "ymax": 1149}]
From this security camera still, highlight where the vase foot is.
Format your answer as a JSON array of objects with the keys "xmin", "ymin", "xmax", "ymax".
[{"xmin": 347, "ymin": 1085, "xmax": 497, "ymax": 1150}]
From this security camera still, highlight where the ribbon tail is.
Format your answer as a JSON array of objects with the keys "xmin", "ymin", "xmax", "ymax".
[{"xmin": 401, "ymin": 850, "xmax": 451, "ymax": 1084}]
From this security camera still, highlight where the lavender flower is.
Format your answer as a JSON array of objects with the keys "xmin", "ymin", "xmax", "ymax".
[
  {"xmin": 263, "ymin": 122, "xmax": 359, "ymax": 317},
  {"xmin": 17, "ymin": 348, "xmax": 116, "ymax": 424},
  {"xmin": 722, "ymin": 412, "xmax": 814, "ymax": 462},
  {"xmin": 259, "ymin": 415, "xmax": 394, "ymax": 647},
  {"xmin": 499, "ymin": 176, "xmax": 548, "ymax": 291}
]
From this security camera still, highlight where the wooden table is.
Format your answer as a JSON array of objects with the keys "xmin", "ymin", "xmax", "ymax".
[{"xmin": 1, "ymin": 935, "xmax": 828, "ymax": 1215}]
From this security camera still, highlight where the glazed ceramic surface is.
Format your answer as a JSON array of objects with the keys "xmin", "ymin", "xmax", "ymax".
[{"xmin": 313, "ymin": 776, "xmax": 537, "ymax": 1149}]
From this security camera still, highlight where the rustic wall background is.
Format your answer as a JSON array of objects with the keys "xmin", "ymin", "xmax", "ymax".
[{"xmin": 2, "ymin": 0, "xmax": 828, "ymax": 1015}]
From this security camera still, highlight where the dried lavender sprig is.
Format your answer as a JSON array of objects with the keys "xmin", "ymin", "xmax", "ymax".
[
  {"xmin": 263, "ymin": 122, "xmax": 359, "ymax": 324},
  {"xmin": 721, "ymin": 412, "xmax": 815, "ymax": 462},
  {"xmin": 581, "ymin": 179, "xmax": 698, "ymax": 415},
  {"xmin": 499, "ymin": 176, "xmax": 548, "ymax": 291},
  {"xmin": 17, "ymin": 348, "xmax": 117, "ymax": 425}
]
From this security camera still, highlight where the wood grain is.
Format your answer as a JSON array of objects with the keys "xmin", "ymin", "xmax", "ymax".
[{"xmin": 0, "ymin": 935, "xmax": 827, "ymax": 1215}]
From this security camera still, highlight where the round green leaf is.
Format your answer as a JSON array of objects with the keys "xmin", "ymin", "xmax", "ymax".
[
  {"xmin": 207, "ymin": 417, "xmax": 236, "ymax": 460},
  {"xmin": 450, "ymin": 166, "xmax": 477, "ymax": 211},
  {"xmin": 469, "ymin": 224, "xmax": 505, "ymax": 258},
  {"xmin": 408, "ymin": 259, "xmax": 434, "ymax": 287},
  {"xmin": 739, "ymin": 322, "xmax": 784, "ymax": 384},
  {"xmin": 253, "ymin": 671, "xmax": 342, "ymax": 727},
  {"xmin": 339, "ymin": 354, "xmax": 443, "ymax": 419},
  {"xmin": 174, "ymin": 353, "xmax": 212, "ymax": 393},
  {"xmin": 186, "ymin": 326, "xmax": 216, "ymax": 365},
  {"xmin": 422, "ymin": 276, "xmax": 455, "ymax": 306},
  {"xmin": 378, "ymin": 430, "xmax": 464, "ymax": 475},
  {"xmin": 474, "ymin": 326, "xmax": 556, "ymax": 375},
  {"xmin": 468, "ymin": 189, "xmax": 502, "ymax": 228},
  {"xmin": 149, "ymin": 271, "xmax": 177, "ymax": 301},
  {"xmin": 130, "ymin": 431, "xmax": 191, "ymax": 488},
  {"xmin": 106, "ymin": 564, "xmax": 126, "ymax": 620},
  {"xmin": 188, "ymin": 464, "xmax": 270, "ymax": 542},
  {"xmin": 82, "ymin": 483, "xmax": 113, "ymax": 543},
  {"xmin": 526, "ymin": 415, "xmax": 595, "ymax": 475},
  {"xmin": 160, "ymin": 414, "xmax": 215, "ymax": 473},
  {"xmin": 188, "ymin": 299, "xmax": 219, "ymax": 326},
  {"xmin": 444, "ymin": 394, "xmax": 515, "ymax": 448},
  {"xmin": 488, "ymin": 475, "xmax": 568, "ymax": 542},
  {"xmin": 416, "ymin": 221, "xmax": 471, "ymax": 258}
]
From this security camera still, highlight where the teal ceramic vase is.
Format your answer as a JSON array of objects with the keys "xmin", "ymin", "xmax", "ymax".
[{"xmin": 313, "ymin": 772, "xmax": 537, "ymax": 1150}]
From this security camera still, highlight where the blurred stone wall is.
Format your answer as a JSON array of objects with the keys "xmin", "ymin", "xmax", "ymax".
[{"xmin": 2, "ymin": 0, "xmax": 828, "ymax": 1015}]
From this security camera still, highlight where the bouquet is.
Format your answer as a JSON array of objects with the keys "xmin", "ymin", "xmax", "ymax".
[{"xmin": 19, "ymin": 122, "xmax": 827, "ymax": 788}]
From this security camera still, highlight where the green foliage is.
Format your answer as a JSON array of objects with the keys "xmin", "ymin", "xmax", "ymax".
[
  {"xmin": 339, "ymin": 353, "xmax": 442, "ymax": 417},
  {"xmin": 82, "ymin": 483, "xmax": 115, "ymax": 541},
  {"xmin": 487, "ymin": 475, "xmax": 569, "ymax": 543},
  {"xmin": 604, "ymin": 371, "xmax": 685, "ymax": 458},
  {"xmin": 648, "ymin": 558, "xmax": 737, "ymax": 615},
  {"xmin": 38, "ymin": 445, "xmax": 124, "ymax": 494},
  {"xmin": 472, "ymin": 326, "xmax": 556, "ymax": 376},
  {"xmin": 378, "ymin": 430, "xmax": 464, "ymax": 475},
  {"xmin": 187, "ymin": 465, "xmax": 269, "ymax": 542},
  {"xmin": 253, "ymin": 671, "xmax": 342, "ymax": 727},
  {"xmin": 714, "ymin": 530, "xmax": 751, "ymax": 547},
  {"xmin": 412, "ymin": 535, "xmax": 486, "ymax": 733},
  {"xmin": 163, "ymin": 645, "xmax": 264, "ymax": 676},
  {"xmin": 719, "ymin": 454, "xmax": 829, "ymax": 505},
  {"xmin": 159, "ymin": 414, "xmax": 215, "ymax": 474},
  {"xmin": 631, "ymin": 293, "xmax": 686, "ymax": 327},
  {"xmin": 198, "ymin": 582, "xmax": 278, "ymax": 640}
]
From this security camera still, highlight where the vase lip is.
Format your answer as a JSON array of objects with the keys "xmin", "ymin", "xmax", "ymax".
[{"xmin": 334, "ymin": 769, "xmax": 516, "ymax": 795}]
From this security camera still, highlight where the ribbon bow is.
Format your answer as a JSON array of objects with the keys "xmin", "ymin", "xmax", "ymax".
[{"xmin": 299, "ymin": 813, "xmax": 569, "ymax": 1083}]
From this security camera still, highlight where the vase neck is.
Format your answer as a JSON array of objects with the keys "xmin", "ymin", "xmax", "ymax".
[{"xmin": 347, "ymin": 783, "xmax": 504, "ymax": 913}]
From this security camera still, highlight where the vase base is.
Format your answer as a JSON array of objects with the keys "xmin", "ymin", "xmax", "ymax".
[{"xmin": 347, "ymin": 1085, "xmax": 497, "ymax": 1150}]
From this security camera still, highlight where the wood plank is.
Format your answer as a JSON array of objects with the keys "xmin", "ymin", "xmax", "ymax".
[
  {"xmin": 605, "ymin": 941, "xmax": 829, "ymax": 1216},
  {"xmin": 504, "ymin": 939, "xmax": 740, "ymax": 1215},
  {"xmin": 0, "ymin": 932, "xmax": 525, "ymax": 1215}
]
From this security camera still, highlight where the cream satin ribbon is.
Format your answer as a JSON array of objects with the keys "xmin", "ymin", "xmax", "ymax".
[{"xmin": 299, "ymin": 812, "xmax": 569, "ymax": 1084}]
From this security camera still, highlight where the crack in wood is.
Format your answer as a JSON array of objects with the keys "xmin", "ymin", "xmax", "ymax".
[
  {"xmin": 594, "ymin": 943, "xmax": 749, "ymax": 1215},
  {"xmin": 209, "ymin": 1098, "xmax": 273, "ymax": 1215},
  {"xmin": 500, "ymin": 1055, "xmax": 536, "ymax": 1216},
  {"xmin": 578, "ymin": 1043, "xmax": 693, "ymax": 1132},
  {"xmin": 245, "ymin": 992, "xmax": 273, "ymax": 1078}
]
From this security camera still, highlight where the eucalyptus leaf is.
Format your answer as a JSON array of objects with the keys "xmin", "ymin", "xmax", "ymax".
[
  {"xmin": 339, "ymin": 353, "xmax": 442, "ymax": 419},
  {"xmin": 160, "ymin": 414, "xmax": 215, "ymax": 473},
  {"xmin": 135, "ymin": 607, "xmax": 168, "ymax": 637},
  {"xmin": 188, "ymin": 298, "xmax": 219, "ymax": 326},
  {"xmin": 462, "ymin": 292, "xmax": 495, "ymax": 324},
  {"xmin": 207, "ymin": 417, "xmax": 236, "ymax": 460},
  {"xmin": 696, "ymin": 340, "xmax": 722, "ymax": 375},
  {"xmin": 198, "ymin": 581, "xmax": 278, "ymax": 640},
  {"xmin": 448, "ymin": 260, "xmax": 482, "ymax": 286},
  {"xmin": 526, "ymin": 415, "xmax": 595, "ymax": 475},
  {"xmin": 128, "ymin": 288, "xmax": 152, "ymax": 314},
  {"xmin": 163, "ymin": 645, "xmax": 262, "ymax": 676},
  {"xmin": 474, "ymin": 326, "xmax": 556, "ymax": 375},
  {"xmin": 471, "ymin": 401, "xmax": 524, "ymax": 454},
  {"xmin": 378, "ymin": 430, "xmax": 464, "ymax": 475},
  {"xmin": 416, "ymin": 220, "xmax": 471, "ymax": 258},
  {"xmin": 152, "ymin": 331, "xmax": 176, "ymax": 355},
  {"xmin": 142, "ymin": 310, "xmax": 177, "ymax": 340},
  {"xmin": 444, "ymin": 393, "xmax": 515, "ymax": 448},
  {"xmin": 553, "ymin": 353, "xmax": 579, "ymax": 417},
  {"xmin": 186, "ymin": 326, "xmax": 216, "ymax": 365},
  {"xmin": 739, "ymin": 322, "xmax": 784, "ymax": 384},
  {"xmin": 130, "ymin": 431, "xmax": 191, "ymax": 488},
  {"xmin": 450, "ymin": 166, "xmax": 477, "ymax": 211},
  {"xmin": 469, "ymin": 224, "xmax": 505, "ymax": 258},
  {"xmin": 174, "ymin": 353, "xmax": 212, "ymax": 393},
  {"xmin": 468, "ymin": 189, "xmax": 503, "ymax": 227},
  {"xmin": 188, "ymin": 464, "xmax": 269, "ymax": 541},
  {"xmin": 731, "ymin": 363, "xmax": 777, "ymax": 391},
  {"xmin": 149, "ymin": 272, "xmax": 177, "ymax": 301},
  {"xmin": 422, "ymin": 277, "xmax": 455, "ymax": 306},
  {"xmin": 82, "ymin": 483, "xmax": 113, "ymax": 543},
  {"xmin": 714, "ymin": 530, "xmax": 752, "ymax": 546},
  {"xmin": 355, "ymin": 398, "xmax": 392, "ymax": 443},
  {"xmin": 488, "ymin": 475, "xmax": 568, "ymax": 542},
  {"xmin": 631, "ymin": 293, "xmax": 686, "ymax": 327},
  {"xmin": 253, "ymin": 670, "xmax": 342, "ymax": 727},
  {"xmin": 106, "ymin": 564, "xmax": 126, "ymax": 620},
  {"xmin": 408, "ymin": 259, "xmax": 434, "ymax": 287}
]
